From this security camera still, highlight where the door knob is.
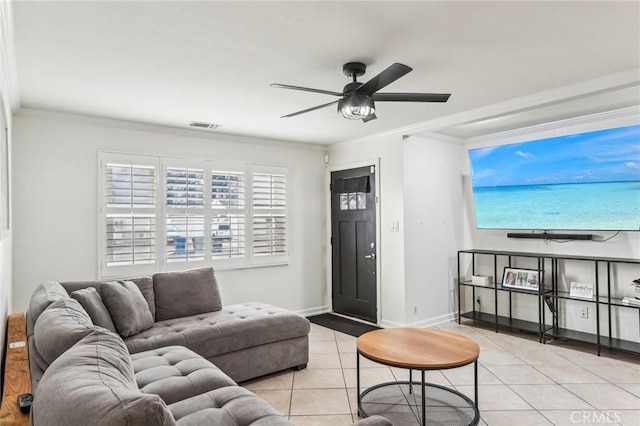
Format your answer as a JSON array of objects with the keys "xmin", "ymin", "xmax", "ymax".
[{"xmin": 365, "ymin": 253, "xmax": 376, "ymax": 260}]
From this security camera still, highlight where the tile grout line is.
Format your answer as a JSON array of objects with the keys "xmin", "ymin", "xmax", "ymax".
[
  {"xmin": 300, "ymin": 322, "xmax": 638, "ymax": 425},
  {"xmin": 335, "ymin": 329, "xmax": 356, "ymax": 423}
]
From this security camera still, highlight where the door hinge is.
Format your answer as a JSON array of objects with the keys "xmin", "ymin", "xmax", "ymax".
[
  {"xmin": 371, "ymin": 166, "xmax": 375, "ymax": 174},
  {"xmin": 330, "ymin": 237, "xmax": 333, "ymax": 245},
  {"xmin": 376, "ymin": 196, "xmax": 379, "ymax": 203},
  {"xmin": 329, "ymin": 183, "xmax": 331, "ymax": 192}
]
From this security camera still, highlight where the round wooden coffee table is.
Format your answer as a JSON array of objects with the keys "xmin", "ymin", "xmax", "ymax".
[{"xmin": 357, "ymin": 328, "xmax": 480, "ymax": 426}]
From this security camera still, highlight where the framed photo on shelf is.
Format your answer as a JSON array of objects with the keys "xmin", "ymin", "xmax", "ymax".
[
  {"xmin": 502, "ymin": 267, "xmax": 541, "ymax": 291},
  {"xmin": 569, "ymin": 281, "xmax": 594, "ymax": 299}
]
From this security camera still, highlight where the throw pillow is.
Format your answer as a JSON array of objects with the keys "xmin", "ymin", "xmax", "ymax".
[
  {"xmin": 61, "ymin": 277, "xmax": 156, "ymax": 320},
  {"xmin": 121, "ymin": 276, "xmax": 156, "ymax": 320},
  {"xmin": 70, "ymin": 287, "xmax": 117, "ymax": 332},
  {"xmin": 153, "ymin": 267, "xmax": 222, "ymax": 321},
  {"xmin": 34, "ymin": 298, "xmax": 98, "ymax": 365},
  {"xmin": 31, "ymin": 329, "xmax": 175, "ymax": 426},
  {"xmin": 100, "ymin": 281, "xmax": 154, "ymax": 337}
]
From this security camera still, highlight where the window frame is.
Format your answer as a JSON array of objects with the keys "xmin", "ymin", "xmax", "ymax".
[
  {"xmin": 99, "ymin": 152, "xmax": 162, "ymax": 278},
  {"xmin": 162, "ymin": 157, "xmax": 209, "ymax": 270},
  {"xmin": 208, "ymin": 160, "xmax": 250, "ymax": 269},
  {"xmin": 249, "ymin": 164, "xmax": 289, "ymax": 266},
  {"xmin": 99, "ymin": 152, "xmax": 289, "ymax": 278}
]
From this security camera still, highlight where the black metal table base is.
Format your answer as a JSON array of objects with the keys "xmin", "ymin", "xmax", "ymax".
[
  {"xmin": 358, "ymin": 381, "xmax": 479, "ymax": 426},
  {"xmin": 357, "ymin": 354, "xmax": 479, "ymax": 426}
]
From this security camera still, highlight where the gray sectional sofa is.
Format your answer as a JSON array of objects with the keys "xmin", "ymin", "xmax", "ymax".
[{"xmin": 25, "ymin": 267, "xmax": 392, "ymax": 426}]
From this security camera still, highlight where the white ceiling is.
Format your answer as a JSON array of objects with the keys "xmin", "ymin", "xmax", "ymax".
[{"xmin": 11, "ymin": 1, "xmax": 640, "ymax": 145}]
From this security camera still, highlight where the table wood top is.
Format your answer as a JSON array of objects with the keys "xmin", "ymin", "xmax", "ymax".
[{"xmin": 357, "ymin": 328, "xmax": 480, "ymax": 369}]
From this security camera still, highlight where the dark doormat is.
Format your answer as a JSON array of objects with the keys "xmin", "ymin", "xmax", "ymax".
[{"xmin": 307, "ymin": 313, "xmax": 380, "ymax": 337}]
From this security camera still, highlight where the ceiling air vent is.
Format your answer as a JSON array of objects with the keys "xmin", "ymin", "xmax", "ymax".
[{"xmin": 189, "ymin": 121, "xmax": 222, "ymax": 130}]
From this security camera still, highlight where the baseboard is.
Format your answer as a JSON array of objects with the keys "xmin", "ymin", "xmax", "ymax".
[
  {"xmin": 296, "ymin": 305, "xmax": 331, "ymax": 317},
  {"xmin": 407, "ymin": 312, "xmax": 457, "ymax": 328},
  {"xmin": 378, "ymin": 319, "xmax": 404, "ymax": 328},
  {"xmin": 379, "ymin": 312, "xmax": 457, "ymax": 329},
  {"xmin": 301, "ymin": 310, "xmax": 457, "ymax": 328}
]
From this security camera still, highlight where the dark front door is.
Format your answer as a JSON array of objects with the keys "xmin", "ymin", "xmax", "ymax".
[{"xmin": 331, "ymin": 166, "xmax": 377, "ymax": 323}]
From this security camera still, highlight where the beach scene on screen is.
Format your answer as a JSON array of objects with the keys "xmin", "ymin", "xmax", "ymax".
[{"xmin": 468, "ymin": 124, "xmax": 640, "ymax": 231}]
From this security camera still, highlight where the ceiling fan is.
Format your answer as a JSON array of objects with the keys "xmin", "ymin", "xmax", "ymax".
[{"xmin": 271, "ymin": 62, "xmax": 451, "ymax": 123}]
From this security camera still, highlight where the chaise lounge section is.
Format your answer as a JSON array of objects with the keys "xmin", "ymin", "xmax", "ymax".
[{"xmin": 54, "ymin": 267, "xmax": 309, "ymax": 383}]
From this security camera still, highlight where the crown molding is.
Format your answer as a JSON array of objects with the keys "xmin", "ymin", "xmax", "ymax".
[
  {"xmin": 336, "ymin": 68, "xmax": 640, "ymax": 147},
  {"xmin": 403, "ymin": 132, "xmax": 464, "ymax": 145},
  {"xmin": 464, "ymin": 105, "xmax": 640, "ymax": 146},
  {"xmin": 16, "ymin": 108, "xmax": 328, "ymax": 152}
]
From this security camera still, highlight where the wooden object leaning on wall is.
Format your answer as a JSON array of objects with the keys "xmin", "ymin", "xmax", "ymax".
[{"xmin": 0, "ymin": 313, "xmax": 31, "ymax": 426}]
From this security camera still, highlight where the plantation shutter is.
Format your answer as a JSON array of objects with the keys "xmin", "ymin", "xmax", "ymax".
[
  {"xmin": 100, "ymin": 153, "xmax": 289, "ymax": 276},
  {"xmin": 165, "ymin": 166, "xmax": 205, "ymax": 263},
  {"xmin": 251, "ymin": 165, "xmax": 288, "ymax": 264},
  {"xmin": 211, "ymin": 169, "xmax": 246, "ymax": 260},
  {"xmin": 101, "ymin": 153, "xmax": 159, "ymax": 277}
]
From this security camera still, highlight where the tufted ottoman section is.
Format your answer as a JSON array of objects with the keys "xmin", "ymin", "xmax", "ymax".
[
  {"xmin": 125, "ymin": 302, "xmax": 310, "ymax": 358},
  {"xmin": 169, "ymin": 386, "xmax": 294, "ymax": 426},
  {"xmin": 131, "ymin": 346, "xmax": 236, "ymax": 404}
]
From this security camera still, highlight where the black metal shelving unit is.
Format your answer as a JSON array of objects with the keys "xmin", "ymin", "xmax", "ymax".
[{"xmin": 457, "ymin": 249, "xmax": 640, "ymax": 356}]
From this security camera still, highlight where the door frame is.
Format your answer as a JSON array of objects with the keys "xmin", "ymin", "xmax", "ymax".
[{"xmin": 325, "ymin": 158, "xmax": 381, "ymax": 324}]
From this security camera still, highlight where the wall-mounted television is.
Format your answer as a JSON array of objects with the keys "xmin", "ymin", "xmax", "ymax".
[{"xmin": 468, "ymin": 124, "xmax": 640, "ymax": 232}]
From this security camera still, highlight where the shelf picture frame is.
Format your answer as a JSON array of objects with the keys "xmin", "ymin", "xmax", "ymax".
[
  {"xmin": 502, "ymin": 267, "xmax": 541, "ymax": 291},
  {"xmin": 569, "ymin": 281, "xmax": 594, "ymax": 300}
]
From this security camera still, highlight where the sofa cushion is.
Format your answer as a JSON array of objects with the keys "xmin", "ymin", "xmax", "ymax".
[
  {"xmin": 31, "ymin": 329, "xmax": 176, "ymax": 426},
  {"xmin": 153, "ymin": 267, "xmax": 222, "ymax": 321},
  {"xmin": 125, "ymin": 276, "xmax": 156, "ymax": 319},
  {"xmin": 34, "ymin": 298, "xmax": 99, "ymax": 365},
  {"xmin": 70, "ymin": 287, "xmax": 117, "ymax": 332},
  {"xmin": 131, "ymin": 346, "xmax": 236, "ymax": 404},
  {"xmin": 61, "ymin": 276, "xmax": 156, "ymax": 320},
  {"xmin": 125, "ymin": 303, "xmax": 310, "ymax": 359},
  {"xmin": 26, "ymin": 281, "xmax": 69, "ymax": 336},
  {"xmin": 100, "ymin": 280, "xmax": 154, "ymax": 337},
  {"xmin": 169, "ymin": 386, "xmax": 293, "ymax": 426}
]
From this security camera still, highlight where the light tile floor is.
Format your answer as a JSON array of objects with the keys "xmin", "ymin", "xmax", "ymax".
[{"xmin": 241, "ymin": 321, "xmax": 640, "ymax": 426}]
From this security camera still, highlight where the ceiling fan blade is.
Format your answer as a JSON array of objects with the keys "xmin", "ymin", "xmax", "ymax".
[
  {"xmin": 372, "ymin": 93, "xmax": 451, "ymax": 102},
  {"xmin": 281, "ymin": 100, "xmax": 339, "ymax": 118},
  {"xmin": 355, "ymin": 63, "xmax": 412, "ymax": 96},
  {"xmin": 271, "ymin": 83, "xmax": 343, "ymax": 97},
  {"xmin": 362, "ymin": 113, "xmax": 377, "ymax": 123}
]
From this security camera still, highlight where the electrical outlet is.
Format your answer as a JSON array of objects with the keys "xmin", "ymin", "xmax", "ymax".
[
  {"xmin": 413, "ymin": 305, "xmax": 417, "ymax": 315},
  {"xmin": 580, "ymin": 307, "xmax": 589, "ymax": 319}
]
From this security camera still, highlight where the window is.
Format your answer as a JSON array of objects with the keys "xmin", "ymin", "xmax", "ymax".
[
  {"xmin": 101, "ymin": 153, "xmax": 159, "ymax": 277},
  {"xmin": 165, "ymin": 166, "xmax": 205, "ymax": 262},
  {"xmin": 100, "ymin": 152, "xmax": 288, "ymax": 277},
  {"xmin": 251, "ymin": 166, "xmax": 288, "ymax": 264},
  {"xmin": 211, "ymin": 169, "xmax": 246, "ymax": 259}
]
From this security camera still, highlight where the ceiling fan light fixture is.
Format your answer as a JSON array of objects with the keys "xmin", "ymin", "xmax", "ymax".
[{"xmin": 338, "ymin": 94, "xmax": 375, "ymax": 120}]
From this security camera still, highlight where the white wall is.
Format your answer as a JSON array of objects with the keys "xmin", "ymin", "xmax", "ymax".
[
  {"xmin": 328, "ymin": 134, "xmax": 407, "ymax": 327},
  {"xmin": 327, "ymin": 107, "xmax": 639, "ymax": 338},
  {"xmin": 403, "ymin": 135, "xmax": 466, "ymax": 326},
  {"xmin": 0, "ymin": 0, "xmax": 16, "ymax": 394},
  {"xmin": 461, "ymin": 109, "xmax": 640, "ymax": 342},
  {"xmin": 12, "ymin": 109, "xmax": 327, "ymax": 314}
]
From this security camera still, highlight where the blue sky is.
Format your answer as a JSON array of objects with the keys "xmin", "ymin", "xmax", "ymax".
[{"xmin": 469, "ymin": 124, "xmax": 640, "ymax": 187}]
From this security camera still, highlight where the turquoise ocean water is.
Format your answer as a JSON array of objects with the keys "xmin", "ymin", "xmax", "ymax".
[{"xmin": 473, "ymin": 181, "xmax": 640, "ymax": 231}]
